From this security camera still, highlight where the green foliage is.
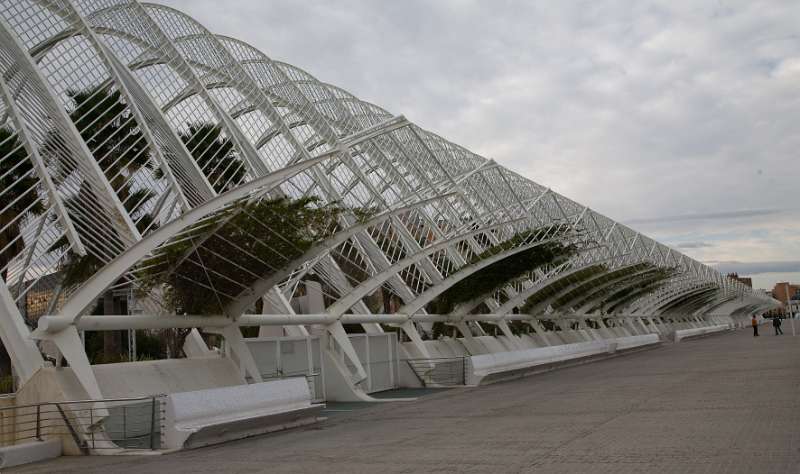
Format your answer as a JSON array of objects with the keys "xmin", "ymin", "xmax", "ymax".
[
  {"xmin": 601, "ymin": 268, "xmax": 675, "ymax": 313},
  {"xmin": 178, "ymin": 123, "xmax": 245, "ymax": 193},
  {"xmin": 84, "ymin": 330, "xmax": 176, "ymax": 363},
  {"xmin": 0, "ymin": 374, "xmax": 13, "ymax": 394},
  {"xmin": 135, "ymin": 331, "xmax": 163, "ymax": 359},
  {"xmin": 352, "ymin": 206, "xmax": 379, "ymax": 223},
  {"xmin": 549, "ymin": 265, "xmax": 611, "ymax": 309},
  {"xmin": 0, "ymin": 128, "xmax": 45, "ymax": 274},
  {"xmin": 428, "ymin": 229, "xmax": 577, "ymax": 314},
  {"xmin": 51, "ymin": 87, "xmax": 156, "ymax": 286},
  {"xmin": 67, "ymin": 88, "xmax": 152, "ymax": 183},
  {"xmin": 62, "ymin": 253, "xmax": 104, "ymax": 288},
  {"xmin": 0, "ymin": 129, "xmax": 46, "ymax": 374},
  {"xmin": 520, "ymin": 264, "xmax": 606, "ymax": 312},
  {"xmin": 140, "ymin": 196, "xmax": 344, "ymax": 314}
]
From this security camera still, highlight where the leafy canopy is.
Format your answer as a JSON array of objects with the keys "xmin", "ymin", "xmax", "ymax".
[
  {"xmin": 428, "ymin": 228, "xmax": 577, "ymax": 314},
  {"xmin": 140, "ymin": 196, "xmax": 344, "ymax": 315}
]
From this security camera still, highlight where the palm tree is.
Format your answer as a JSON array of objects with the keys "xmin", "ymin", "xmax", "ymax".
[
  {"xmin": 178, "ymin": 123, "xmax": 246, "ymax": 193},
  {"xmin": 47, "ymin": 87, "xmax": 157, "ymax": 359},
  {"xmin": 68, "ymin": 88, "xmax": 152, "ymax": 199},
  {"xmin": 0, "ymin": 128, "xmax": 45, "ymax": 279},
  {"xmin": 0, "ymin": 128, "xmax": 45, "ymax": 379}
]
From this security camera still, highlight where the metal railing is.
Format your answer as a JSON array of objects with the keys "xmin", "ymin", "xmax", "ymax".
[
  {"xmin": 406, "ymin": 357, "xmax": 468, "ymax": 386},
  {"xmin": 0, "ymin": 395, "xmax": 164, "ymax": 453}
]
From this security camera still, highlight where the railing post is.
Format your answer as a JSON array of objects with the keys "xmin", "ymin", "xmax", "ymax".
[
  {"xmin": 89, "ymin": 406, "xmax": 95, "ymax": 449},
  {"xmin": 149, "ymin": 396, "xmax": 157, "ymax": 450},
  {"xmin": 35, "ymin": 404, "xmax": 41, "ymax": 440}
]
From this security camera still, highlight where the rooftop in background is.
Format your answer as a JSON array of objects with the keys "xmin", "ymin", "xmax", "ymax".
[{"xmin": 726, "ymin": 273, "xmax": 752, "ymax": 288}]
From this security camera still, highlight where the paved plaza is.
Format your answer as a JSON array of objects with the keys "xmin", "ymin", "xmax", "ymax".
[{"xmin": 12, "ymin": 328, "xmax": 800, "ymax": 473}]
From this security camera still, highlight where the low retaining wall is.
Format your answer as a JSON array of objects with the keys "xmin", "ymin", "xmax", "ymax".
[{"xmin": 467, "ymin": 335, "xmax": 660, "ymax": 386}]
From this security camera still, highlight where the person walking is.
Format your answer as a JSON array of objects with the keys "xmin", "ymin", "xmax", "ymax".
[
  {"xmin": 752, "ymin": 316, "xmax": 759, "ymax": 337},
  {"xmin": 773, "ymin": 316, "xmax": 783, "ymax": 335}
]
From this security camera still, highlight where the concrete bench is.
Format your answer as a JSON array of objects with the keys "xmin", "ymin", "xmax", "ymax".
[
  {"xmin": 673, "ymin": 325, "xmax": 730, "ymax": 342},
  {"xmin": 0, "ymin": 439, "xmax": 61, "ymax": 469},
  {"xmin": 467, "ymin": 334, "xmax": 659, "ymax": 386},
  {"xmin": 163, "ymin": 378, "xmax": 323, "ymax": 450}
]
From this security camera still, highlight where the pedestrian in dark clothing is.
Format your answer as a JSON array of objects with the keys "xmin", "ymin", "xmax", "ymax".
[
  {"xmin": 774, "ymin": 317, "xmax": 783, "ymax": 335},
  {"xmin": 752, "ymin": 316, "xmax": 759, "ymax": 337}
]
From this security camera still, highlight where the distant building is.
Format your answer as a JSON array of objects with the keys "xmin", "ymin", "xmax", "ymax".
[
  {"xmin": 21, "ymin": 273, "xmax": 65, "ymax": 324},
  {"xmin": 726, "ymin": 272, "xmax": 753, "ymax": 288},
  {"xmin": 772, "ymin": 282, "xmax": 800, "ymax": 304},
  {"xmin": 771, "ymin": 282, "xmax": 800, "ymax": 316}
]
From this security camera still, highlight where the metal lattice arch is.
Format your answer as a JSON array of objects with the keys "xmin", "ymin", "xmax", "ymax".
[{"xmin": 0, "ymin": 1, "xmax": 778, "ymax": 407}]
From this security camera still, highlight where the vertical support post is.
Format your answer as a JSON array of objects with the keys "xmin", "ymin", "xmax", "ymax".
[
  {"xmin": 90, "ymin": 408, "xmax": 95, "ymax": 449},
  {"xmin": 277, "ymin": 340, "xmax": 283, "ymax": 377},
  {"xmin": 35, "ymin": 404, "xmax": 41, "ymax": 440},
  {"xmin": 149, "ymin": 396, "xmax": 157, "ymax": 450},
  {"xmin": 364, "ymin": 334, "xmax": 371, "ymax": 392},
  {"xmin": 387, "ymin": 333, "xmax": 395, "ymax": 389},
  {"xmin": 305, "ymin": 335, "xmax": 315, "ymax": 399},
  {"xmin": 786, "ymin": 284, "xmax": 796, "ymax": 336},
  {"xmin": 326, "ymin": 321, "xmax": 367, "ymax": 383}
]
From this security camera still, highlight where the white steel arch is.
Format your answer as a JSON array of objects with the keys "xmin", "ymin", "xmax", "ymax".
[{"xmin": 0, "ymin": 0, "xmax": 779, "ymax": 401}]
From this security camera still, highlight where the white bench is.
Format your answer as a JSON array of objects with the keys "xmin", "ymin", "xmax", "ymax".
[
  {"xmin": 0, "ymin": 439, "xmax": 61, "ymax": 469},
  {"xmin": 467, "ymin": 334, "xmax": 659, "ymax": 385},
  {"xmin": 163, "ymin": 378, "xmax": 322, "ymax": 450}
]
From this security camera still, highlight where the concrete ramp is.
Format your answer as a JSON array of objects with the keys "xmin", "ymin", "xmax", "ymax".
[{"xmin": 163, "ymin": 377, "xmax": 323, "ymax": 450}]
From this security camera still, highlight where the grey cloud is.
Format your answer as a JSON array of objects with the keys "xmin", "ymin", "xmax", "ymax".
[
  {"xmin": 711, "ymin": 261, "xmax": 800, "ymax": 275},
  {"xmin": 159, "ymin": 0, "xmax": 799, "ymax": 265},
  {"xmin": 626, "ymin": 208, "xmax": 786, "ymax": 225},
  {"xmin": 676, "ymin": 241, "xmax": 715, "ymax": 249}
]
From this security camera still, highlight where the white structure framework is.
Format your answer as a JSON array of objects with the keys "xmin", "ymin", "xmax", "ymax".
[{"xmin": 0, "ymin": 0, "xmax": 778, "ymax": 415}]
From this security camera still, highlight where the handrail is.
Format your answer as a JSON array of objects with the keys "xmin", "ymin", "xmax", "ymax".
[
  {"xmin": 0, "ymin": 395, "xmax": 163, "ymax": 412},
  {"xmin": 0, "ymin": 395, "xmax": 165, "ymax": 452}
]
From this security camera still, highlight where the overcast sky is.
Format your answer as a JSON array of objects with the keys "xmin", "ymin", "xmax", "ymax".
[{"xmin": 160, "ymin": 0, "xmax": 799, "ymax": 287}]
